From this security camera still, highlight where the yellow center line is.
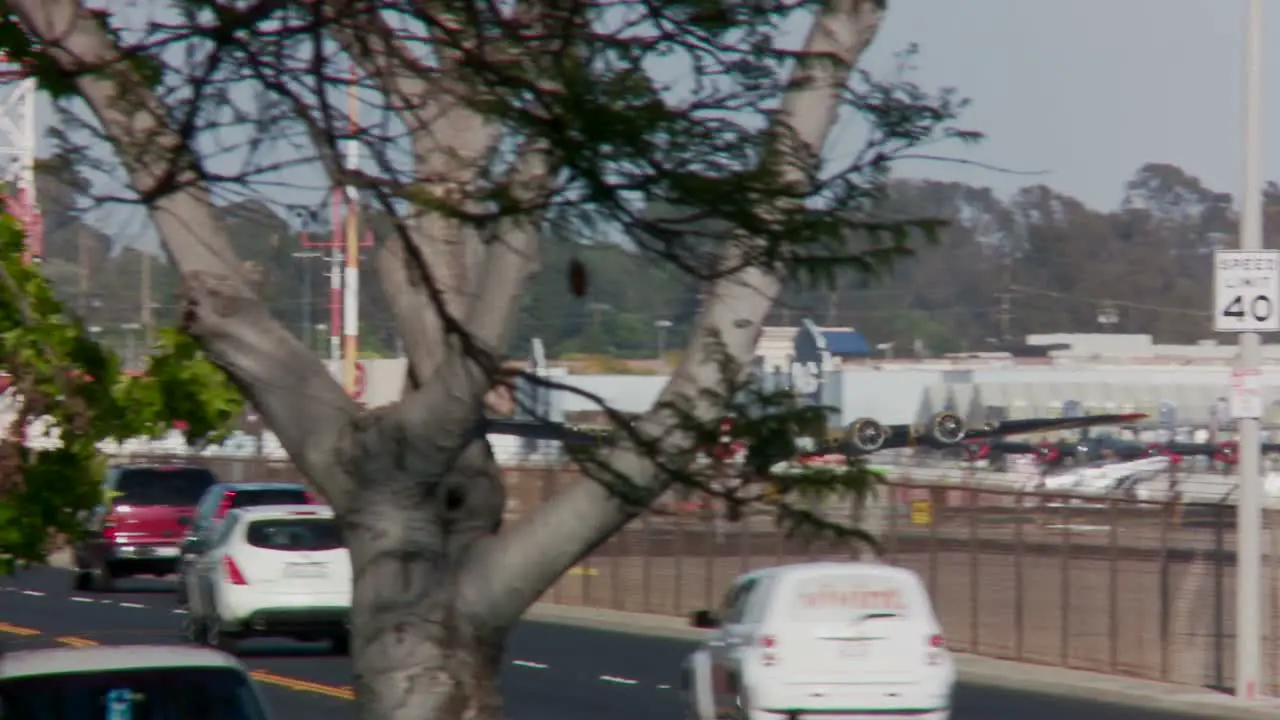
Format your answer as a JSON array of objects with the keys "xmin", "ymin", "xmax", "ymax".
[
  {"xmin": 1, "ymin": 622, "xmax": 353, "ymax": 701},
  {"xmin": 0, "ymin": 622, "xmax": 39, "ymax": 636},
  {"xmin": 55, "ymin": 636, "xmax": 100, "ymax": 648},
  {"xmin": 250, "ymin": 670, "xmax": 355, "ymax": 700}
]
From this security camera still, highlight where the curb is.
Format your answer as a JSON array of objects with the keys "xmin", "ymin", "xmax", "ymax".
[{"xmin": 525, "ymin": 603, "xmax": 1280, "ymax": 720}]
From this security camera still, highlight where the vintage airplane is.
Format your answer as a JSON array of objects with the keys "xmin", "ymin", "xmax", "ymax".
[
  {"xmin": 489, "ymin": 411, "xmax": 1150, "ymax": 463},
  {"xmin": 1038, "ymin": 455, "xmax": 1174, "ymax": 499},
  {"xmin": 835, "ymin": 412, "xmax": 1148, "ymax": 456}
]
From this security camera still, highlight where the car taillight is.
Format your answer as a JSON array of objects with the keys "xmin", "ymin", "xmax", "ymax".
[
  {"xmin": 929, "ymin": 634, "xmax": 946, "ymax": 649},
  {"xmin": 222, "ymin": 556, "xmax": 248, "ymax": 585},
  {"xmin": 303, "ymin": 491, "xmax": 318, "ymax": 504},
  {"xmin": 215, "ymin": 491, "xmax": 236, "ymax": 519},
  {"xmin": 102, "ymin": 513, "xmax": 119, "ymax": 542},
  {"xmin": 757, "ymin": 634, "xmax": 779, "ymax": 666}
]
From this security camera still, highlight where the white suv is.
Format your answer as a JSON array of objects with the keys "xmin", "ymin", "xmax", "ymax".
[
  {"xmin": 681, "ymin": 561, "xmax": 955, "ymax": 720},
  {"xmin": 182, "ymin": 505, "xmax": 351, "ymax": 654}
]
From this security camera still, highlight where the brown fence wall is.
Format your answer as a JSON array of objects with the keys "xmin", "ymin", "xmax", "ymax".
[
  {"xmin": 501, "ymin": 464, "xmax": 1280, "ymax": 695},
  {"xmin": 119, "ymin": 455, "xmax": 1280, "ymax": 693}
]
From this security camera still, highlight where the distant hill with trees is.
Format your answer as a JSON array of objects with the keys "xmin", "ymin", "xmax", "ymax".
[{"xmin": 38, "ymin": 157, "xmax": 1242, "ymax": 361}]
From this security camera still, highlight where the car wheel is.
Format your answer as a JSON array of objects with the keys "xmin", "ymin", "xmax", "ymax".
[
  {"xmin": 181, "ymin": 614, "xmax": 206, "ymax": 645},
  {"xmin": 89, "ymin": 562, "xmax": 115, "ymax": 593},
  {"xmin": 328, "ymin": 632, "xmax": 350, "ymax": 656},
  {"xmin": 205, "ymin": 616, "xmax": 238, "ymax": 654},
  {"xmin": 733, "ymin": 687, "xmax": 749, "ymax": 720},
  {"xmin": 175, "ymin": 575, "xmax": 189, "ymax": 607},
  {"xmin": 72, "ymin": 564, "xmax": 91, "ymax": 592}
]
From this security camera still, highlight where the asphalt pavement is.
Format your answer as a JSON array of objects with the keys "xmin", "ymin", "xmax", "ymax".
[{"xmin": 0, "ymin": 566, "xmax": 1256, "ymax": 720}]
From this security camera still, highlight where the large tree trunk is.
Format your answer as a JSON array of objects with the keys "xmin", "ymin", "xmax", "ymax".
[
  {"xmin": 345, "ymin": 431, "xmax": 509, "ymax": 720},
  {"xmin": 349, "ymin": 556, "xmax": 506, "ymax": 720}
]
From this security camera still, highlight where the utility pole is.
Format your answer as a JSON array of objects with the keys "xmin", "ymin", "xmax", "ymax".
[
  {"xmin": 995, "ymin": 249, "xmax": 1015, "ymax": 342},
  {"xmin": 140, "ymin": 251, "xmax": 154, "ymax": 349},
  {"xmin": 292, "ymin": 251, "xmax": 321, "ymax": 349},
  {"xmin": 1236, "ymin": 0, "xmax": 1264, "ymax": 701},
  {"xmin": 995, "ymin": 292, "xmax": 1013, "ymax": 342},
  {"xmin": 342, "ymin": 64, "xmax": 361, "ymax": 396},
  {"xmin": 654, "ymin": 319, "xmax": 672, "ymax": 365},
  {"xmin": 77, "ymin": 228, "xmax": 89, "ymax": 318}
]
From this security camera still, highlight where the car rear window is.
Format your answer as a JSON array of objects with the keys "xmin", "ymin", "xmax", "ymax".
[
  {"xmin": 114, "ymin": 468, "xmax": 218, "ymax": 507},
  {"xmin": 788, "ymin": 574, "xmax": 917, "ymax": 622},
  {"xmin": 246, "ymin": 518, "xmax": 343, "ymax": 552},
  {"xmin": 231, "ymin": 489, "xmax": 309, "ymax": 509},
  {"xmin": 0, "ymin": 666, "xmax": 268, "ymax": 720}
]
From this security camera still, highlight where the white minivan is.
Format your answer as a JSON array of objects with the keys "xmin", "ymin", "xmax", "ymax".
[{"xmin": 680, "ymin": 561, "xmax": 955, "ymax": 720}]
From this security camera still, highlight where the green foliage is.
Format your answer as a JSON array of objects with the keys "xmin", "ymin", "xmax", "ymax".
[{"xmin": 0, "ymin": 214, "xmax": 242, "ymax": 571}]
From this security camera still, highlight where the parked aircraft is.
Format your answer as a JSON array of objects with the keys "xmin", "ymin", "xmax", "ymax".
[
  {"xmin": 836, "ymin": 412, "xmax": 1147, "ymax": 457},
  {"xmin": 489, "ymin": 411, "xmax": 1150, "ymax": 464},
  {"xmin": 1037, "ymin": 455, "xmax": 1174, "ymax": 499}
]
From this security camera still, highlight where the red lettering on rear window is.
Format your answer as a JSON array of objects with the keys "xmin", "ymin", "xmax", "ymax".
[{"xmin": 798, "ymin": 586, "xmax": 907, "ymax": 612}]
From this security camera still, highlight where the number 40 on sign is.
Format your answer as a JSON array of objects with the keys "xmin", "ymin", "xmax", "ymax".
[{"xmin": 1213, "ymin": 249, "xmax": 1280, "ymax": 333}]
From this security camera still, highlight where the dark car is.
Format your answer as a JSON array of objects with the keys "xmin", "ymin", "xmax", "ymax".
[
  {"xmin": 175, "ymin": 482, "xmax": 319, "ymax": 605},
  {"xmin": 73, "ymin": 464, "xmax": 220, "ymax": 592},
  {"xmin": 0, "ymin": 644, "xmax": 271, "ymax": 720}
]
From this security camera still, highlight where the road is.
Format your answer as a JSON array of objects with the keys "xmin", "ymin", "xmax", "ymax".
[{"xmin": 0, "ymin": 566, "xmax": 1228, "ymax": 720}]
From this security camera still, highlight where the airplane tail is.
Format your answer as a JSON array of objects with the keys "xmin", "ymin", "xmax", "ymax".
[{"xmin": 1062, "ymin": 400, "xmax": 1089, "ymax": 440}]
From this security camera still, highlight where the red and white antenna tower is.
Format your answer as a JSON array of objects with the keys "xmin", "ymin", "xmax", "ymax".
[{"xmin": 0, "ymin": 53, "xmax": 40, "ymax": 264}]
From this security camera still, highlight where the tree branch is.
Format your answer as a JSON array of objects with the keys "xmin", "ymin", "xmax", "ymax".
[
  {"xmin": 319, "ymin": 0, "xmax": 503, "ymax": 391},
  {"xmin": 11, "ymin": 0, "xmax": 361, "ymax": 509},
  {"xmin": 458, "ymin": 0, "xmax": 889, "ymax": 628}
]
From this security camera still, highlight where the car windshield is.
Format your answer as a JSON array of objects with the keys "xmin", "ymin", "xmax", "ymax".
[
  {"xmin": 231, "ymin": 489, "xmax": 309, "ymax": 509},
  {"xmin": 246, "ymin": 518, "xmax": 343, "ymax": 552},
  {"xmin": 0, "ymin": 666, "xmax": 268, "ymax": 720},
  {"xmin": 115, "ymin": 469, "xmax": 217, "ymax": 507}
]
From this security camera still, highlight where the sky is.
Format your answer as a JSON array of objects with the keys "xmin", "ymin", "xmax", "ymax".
[
  {"xmin": 17, "ymin": 0, "xmax": 1272, "ymax": 232},
  {"xmin": 851, "ymin": 0, "xmax": 1256, "ymax": 211}
]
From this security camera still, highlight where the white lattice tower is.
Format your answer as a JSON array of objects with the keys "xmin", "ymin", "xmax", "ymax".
[{"xmin": 0, "ymin": 52, "xmax": 40, "ymax": 263}]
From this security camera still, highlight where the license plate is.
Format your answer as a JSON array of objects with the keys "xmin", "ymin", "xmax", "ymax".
[
  {"xmin": 283, "ymin": 563, "xmax": 328, "ymax": 579},
  {"xmin": 135, "ymin": 546, "xmax": 179, "ymax": 558},
  {"xmin": 839, "ymin": 643, "xmax": 868, "ymax": 660}
]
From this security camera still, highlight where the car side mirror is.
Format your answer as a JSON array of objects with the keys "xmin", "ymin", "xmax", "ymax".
[{"xmin": 690, "ymin": 609, "xmax": 720, "ymax": 629}]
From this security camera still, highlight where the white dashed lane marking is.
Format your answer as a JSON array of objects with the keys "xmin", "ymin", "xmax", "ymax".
[{"xmin": 0, "ymin": 580, "xmax": 672, "ymax": 690}]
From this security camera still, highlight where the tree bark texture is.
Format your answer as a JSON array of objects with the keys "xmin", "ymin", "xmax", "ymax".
[{"xmin": 344, "ymin": 428, "xmax": 508, "ymax": 720}]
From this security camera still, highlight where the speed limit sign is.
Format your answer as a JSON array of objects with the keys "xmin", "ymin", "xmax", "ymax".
[{"xmin": 1214, "ymin": 249, "xmax": 1280, "ymax": 332}]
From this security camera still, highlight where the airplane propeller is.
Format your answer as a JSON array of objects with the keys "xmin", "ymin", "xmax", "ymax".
[
  {"xmin": 928, "ymin": 411, "xmax": 966, "ymax": 445},
  {"xmin": 846, "ymin": 418, "xmax": 889, "ymax": 453}
]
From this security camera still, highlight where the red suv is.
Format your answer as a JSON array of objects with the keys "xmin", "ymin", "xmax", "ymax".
[{"xmin": 73, "ymin": 464, "xmax": 219, "ymax": 592}]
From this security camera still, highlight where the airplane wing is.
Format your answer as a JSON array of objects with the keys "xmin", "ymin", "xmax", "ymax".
[
  {"xmin": 1163, "ymin": 442, "xmax": 1221, "ymax": 458},
  {"xmin": 987, "ymin": 440, "xmax": 1043, "ymax": 455},
  {"xmin": 841, "ymin": 412, "xmax": 1149, "ymax": 455},
  {"xmin": 961, "ymin": 413, "xmax": 1149, "ymax": 440},
  {"xmin": 485, "ymin": 418, "xmax": 606, "ymax": 445},
  {"xmin": 489, "ymin": 412, "xmax": 1151, "ymax": 462}
]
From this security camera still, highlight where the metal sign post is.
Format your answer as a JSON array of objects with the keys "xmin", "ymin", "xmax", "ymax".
[{"xmin": 1214, "ymin": 0, "xmax": 1269, "ymax": 700}]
